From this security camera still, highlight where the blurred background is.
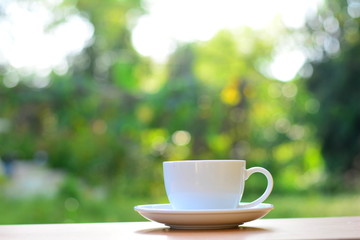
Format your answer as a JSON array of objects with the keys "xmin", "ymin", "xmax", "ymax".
[{"xmin": 0, "ymin": 0, "xmax": 359, "ymax": 224}]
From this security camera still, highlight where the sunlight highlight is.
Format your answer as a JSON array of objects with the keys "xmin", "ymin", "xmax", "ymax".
[
  {"xmin": 270, "ymin": 50, "xmax": 306, "ymax": 81},
  {"xmin": 132, "ymin": 0, "xmax": 323, "ymax": 80},
  {"xmin": 172, "ymin": 130, "xmax": 191, "ymax": 146},
  {"xmin": 0, "ymin": 1, "xmax": 94, "ymax": 78}
]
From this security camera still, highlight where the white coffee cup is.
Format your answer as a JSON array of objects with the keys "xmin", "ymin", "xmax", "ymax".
[{"xmin": 163, "ymin": 160, "xmax": 273, "ymax": 210}]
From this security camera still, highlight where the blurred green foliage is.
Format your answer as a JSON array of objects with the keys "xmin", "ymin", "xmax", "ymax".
[
  {"xmin": 0, "ymin": 0, "xmax": 359, "ymax": 224},
  {"xmin": 305, "ymin": 0, "xmax": 360, "ymax": 189}
]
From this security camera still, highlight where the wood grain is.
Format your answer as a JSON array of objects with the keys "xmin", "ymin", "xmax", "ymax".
[{"xmin": 0, "ymin": 217, "xmax": 359, "ymax": 240}]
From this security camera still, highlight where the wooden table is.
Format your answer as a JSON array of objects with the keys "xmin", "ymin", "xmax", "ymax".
[{"xmin": 0, "ymin": 217, "xmax": 359, "ymax": 239}]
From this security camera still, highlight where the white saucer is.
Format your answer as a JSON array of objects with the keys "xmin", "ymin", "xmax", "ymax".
[{"xmin": 134, "ymin": 203, "xmax": 274, "ymax": 229}]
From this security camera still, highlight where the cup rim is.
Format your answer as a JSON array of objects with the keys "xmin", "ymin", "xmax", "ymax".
[{"xmin": 163, "ymin": 160, "xmax": 245, "ymax": 164}]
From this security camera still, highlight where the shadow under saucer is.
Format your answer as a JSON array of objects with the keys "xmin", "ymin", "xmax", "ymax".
[{"xmin": 136, "ymin": 225, "xmax": 271, "ymax": 239}]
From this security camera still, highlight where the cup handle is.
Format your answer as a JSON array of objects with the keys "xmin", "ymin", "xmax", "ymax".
[{"xmin": 238, "ymin": 167, "xmax": 273, "ymax": 209}]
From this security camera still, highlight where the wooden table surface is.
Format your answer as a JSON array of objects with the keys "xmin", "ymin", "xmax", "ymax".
[{"xmin": 0, "ymin": 216, "xmax": 359, "ymax": 240}]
